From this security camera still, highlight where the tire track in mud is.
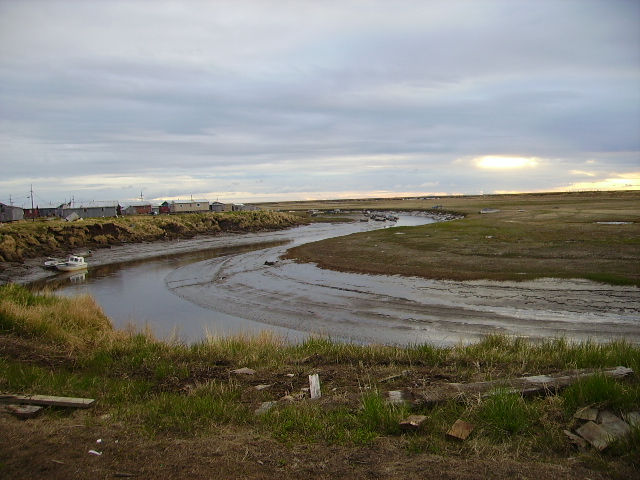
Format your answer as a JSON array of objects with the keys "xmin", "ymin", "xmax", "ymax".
[{"xmin": 166, "ymin": 242, "xmax": 640, "ymax": 346}]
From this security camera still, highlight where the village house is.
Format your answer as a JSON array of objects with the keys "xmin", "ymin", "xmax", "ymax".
[
  {"xmin": 59, "ymin": 201, "xmax": 120, "ymax": 219},
  {"xmin": 169, "ymin": 199, "xmax": 210, "ymax": 214},
  {"xmin": 123, "ymin": 201, "xmax": 153, "ymax": 215},
  {"xmin": 209, "ymin": 201, "xmax": 226, "ymax": 212},
  {"xmin": 0, "ymin": 203, "xmax": 24, "ymax": 222}
]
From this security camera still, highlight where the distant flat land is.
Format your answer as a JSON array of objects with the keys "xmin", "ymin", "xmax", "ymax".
[{"xmin": 261, "ymin": 191, "xmax": 640, "ymax": 286}]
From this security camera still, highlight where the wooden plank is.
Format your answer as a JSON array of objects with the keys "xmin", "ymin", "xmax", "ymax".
[
  {"xmin": 574, "ymin": 407, "xmax": 599, "ymax": 421},
  {"xmin": 447, "ymin": 419, "xmax": 475, "ymax": 440},
  {"xmin": 576, "ymin": 421, "xmax": 613, "ymax": 451},
  {"xmin": 399, "ymin": 415, "xmax": 428, "ymax": 431},
  {"xmin": 309, "ymin": 374, "xmax": 321, "ymax": 400},
  {"xmin": 598, "ymin": 411, "xmax": 631, "ymax": 438},
  {"xmin": 0, "ymin": 394, "xmax": 96, "ymax": 408},
  {"xmin": 624, "ymin": 411, "xmax": 640, "ymax": 428},
  {"xmin": 0, "ymin": 404, "xmax": 43, "ymax": 419},
  {"xmin": 413, "ymin": 366, "xmax": 633, "ymax": 406}
]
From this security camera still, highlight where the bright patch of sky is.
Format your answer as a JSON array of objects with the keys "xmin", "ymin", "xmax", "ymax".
[{"xmin": 0, "ymin": 0, "xmax": 638, "ymax": 207}]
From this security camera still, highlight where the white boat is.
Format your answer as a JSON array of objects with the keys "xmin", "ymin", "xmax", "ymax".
[
  {"xmin": 43, "ymin": 257, "xmax": 64, "ymax": 269},
  {"xmin": 56, "ymin": 255, "xmax": 88, "ymax": 272}
]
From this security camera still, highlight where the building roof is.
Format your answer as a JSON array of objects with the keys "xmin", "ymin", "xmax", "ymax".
[
  {"xmin": 170, "ymin": 199, "xmax": 209, "ymax": 204},
  {"xmin": 64, "ymin": 201, "xmax": 119, "ymax": 209}
]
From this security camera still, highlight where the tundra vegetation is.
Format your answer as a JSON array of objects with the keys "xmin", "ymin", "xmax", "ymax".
[{"xmin": 275, "ymin": 191, "xmax": 640, "ymax": 286}]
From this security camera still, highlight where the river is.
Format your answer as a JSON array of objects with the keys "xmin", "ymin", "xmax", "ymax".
[{"xmin": 43, "ymin": 214, "xmax": 439, "ymax": 343}]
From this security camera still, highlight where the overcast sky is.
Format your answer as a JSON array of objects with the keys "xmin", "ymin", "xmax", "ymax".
[{"xmin": 1, "ymin": 0, "xmax": 639, "ymax": 207}]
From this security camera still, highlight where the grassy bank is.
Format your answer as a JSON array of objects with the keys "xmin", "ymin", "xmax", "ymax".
[
  {"xmin": 0, "ymin": 210, "xmax": 304, "ymax": 263},
  {"xmin": 1, "ymin": 284, "xmax": 638, "ymax": 477},
  {"xmin": 279, "ymin": 191, "xmax": 640, "ymax": 286}
]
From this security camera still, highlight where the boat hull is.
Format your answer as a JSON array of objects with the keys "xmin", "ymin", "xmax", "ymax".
[{"xmin": 56, "ymin": 263, "xmax": 88, "ymax": 272}]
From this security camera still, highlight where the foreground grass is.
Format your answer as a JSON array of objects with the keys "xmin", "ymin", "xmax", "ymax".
[
  {"xmin": 1, "ymin": 284, "xmax": 639, "ymax": 471},
  {"xmin": 280, "ymin": 191, "xmax": 640, "ymax": 286}
]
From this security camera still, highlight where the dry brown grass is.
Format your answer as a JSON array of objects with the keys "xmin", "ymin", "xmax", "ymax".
[{"xmin": 279, "ymin": 191, "xmax": 640, "ymax": 285}]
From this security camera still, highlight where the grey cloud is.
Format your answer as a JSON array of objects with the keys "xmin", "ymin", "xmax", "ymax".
[{"xmin": 0, "ymin": 0, "xmax": 638, "ymax": 205}]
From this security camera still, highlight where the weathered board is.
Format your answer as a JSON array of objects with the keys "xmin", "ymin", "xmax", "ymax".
[
  {"xmin": 309, "ymin": 374, "xmax": 322, "ymax": 400},
  {"xmin": 409, "ymin": 366, "xmax": 633, "ymax": 406},
  {"xmin": 447, "ymin": 419, "xmax": 475, "ymax": 440},
  {"xmin": 0, "ymin": 404, "xmax": 43, "ymax": 419},
  {"xmin": 0, "ymin": 394, "xmax": 96, "ymax": 408},
  {"xmin": 399, "ymin": 415, "xmax": 428, "ymax": 431}
]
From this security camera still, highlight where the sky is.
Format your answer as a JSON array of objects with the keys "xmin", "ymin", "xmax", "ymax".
[{"xmin": 1, "ymin": 0, "xmax": 639, "ymax": 207}]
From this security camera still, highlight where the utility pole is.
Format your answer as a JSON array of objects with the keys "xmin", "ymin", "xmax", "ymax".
[
  {"xmin": 140, "ymin": 191, "xmax": 144, "ymax": 202},
  {"xmin": 30, "ymin": 184, "xmax": 35, "ymax": 221}
]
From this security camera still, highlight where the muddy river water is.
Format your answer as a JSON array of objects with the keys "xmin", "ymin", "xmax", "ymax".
[{"xmin": 45, "ymin": 214, "xmax": 640, "ymax": 346}]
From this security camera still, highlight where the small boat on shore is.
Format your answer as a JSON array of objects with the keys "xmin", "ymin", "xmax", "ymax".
[
  {"xmin": 43, "ymin": 257, "xmax": 64, "ymax": 269},
  {"xmin": 55, "ymin": 255, "xmax": 88, "ymax": 272}
]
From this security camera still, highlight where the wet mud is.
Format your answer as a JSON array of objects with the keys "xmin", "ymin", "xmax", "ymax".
[{"xmin": 166, "ymin": 228, "xmax": 640, "ymax": 346}]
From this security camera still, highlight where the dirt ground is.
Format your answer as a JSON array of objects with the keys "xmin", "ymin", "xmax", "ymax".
[
  {"xmin": 1, "ymin": 333, "xmax": 637, "ymax": 479},
  {"xmin": 1, "ymin": 411, "xmax": 631, "ymax": 480}
]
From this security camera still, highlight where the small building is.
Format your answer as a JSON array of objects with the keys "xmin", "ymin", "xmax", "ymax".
[
  {"xmin": 231, "ymin": 203, "xmax": 260, "ymax": 212},
  {"xmin": 123, "ymin": 202, "xmax": 153, "ymax": 215},
  {"xmin": 158, "ymin": 202, "xmax": 171, "ymax": 214},
  {"xmin": 169, "ymin": 199, "xmax": 209, "ymax": 214},
  {"xmin": 0, "ymin": 203, "xmax": 24, "ymax": 222},
  {"xmin": 38, "ymin": 207, "xmax": 60, "ymax": 218},
  {"xmin": 209, "ymin": 202, "xmax": 226, "ymax": 212},
  {"xmin": 23, "ymin": 208, "xmax": 40, "ymax": 220},
  {"xmin": 60, "ymin": 201, "xmax": 120, "ymax": 219}
]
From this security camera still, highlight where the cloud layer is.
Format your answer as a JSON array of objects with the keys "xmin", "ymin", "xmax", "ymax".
[{"xmin": 1, "ymin": 0, "xmax": 638, "ymax": 206}]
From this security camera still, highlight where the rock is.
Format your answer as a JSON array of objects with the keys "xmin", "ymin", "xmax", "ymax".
[{"xmin": 232, "ymin": 367, "xmax": 255, "ymax": 375}]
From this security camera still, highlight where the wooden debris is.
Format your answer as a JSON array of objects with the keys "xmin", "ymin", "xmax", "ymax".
[
  {"xmin": 231, "ymin": 367, "xmax": 255, "ymax": 375},
  {"xmin": 0, "ymin": 394, "xmax": 96, "ymax": 408},
  {"xmin": 309, "ymin": 374, "xmax": 321, "ymax": 400},
  {"xmin": 399, "ymin": 415, "xmax": 427, "ymax": 431},
  {"xmin": 384, "ymin": 390, "xmax": 406, "ymax": 405},
  {"xmin": 0, "ymin": 404, "xmax": 43, "ymax": 419},
  {"xmin": 413, "ymin": 366, "xmax": 633, "ymax": 405},
  {"xmin": 447, "ymin": 419, "xmax": 475, "ymax": 441},
  {"xmin": 574, "ymin": 407, "xmax": 599, "ymax": 422},
  {"xmin": 563, "ymin": 430, "xmax": 588, "ymax": 452},
  {"xmin": 598, "ymin": 411, "xmax": 631, "ymax": 438},
  {"xmin": 575, "ymin": 421, "xmax": 613, "ymax": 451},
  {"xmin": 624, "ymin": 411, "xmax": 640, "ymax": 428}
]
